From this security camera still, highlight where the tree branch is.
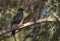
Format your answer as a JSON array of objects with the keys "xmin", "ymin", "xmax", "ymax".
[{"xmin": 0, "ymin": 17, "xmax": 60, "ymax": 38}]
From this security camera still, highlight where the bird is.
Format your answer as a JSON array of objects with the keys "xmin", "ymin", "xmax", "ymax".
[{"xmin": 11, "ymin": 8, "xmax": 24, "ymax": 35}]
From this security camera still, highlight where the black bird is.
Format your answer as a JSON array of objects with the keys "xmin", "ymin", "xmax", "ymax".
[{"xmin": 11, "ymin": 8, "xmax": 24, "ymax": 35}]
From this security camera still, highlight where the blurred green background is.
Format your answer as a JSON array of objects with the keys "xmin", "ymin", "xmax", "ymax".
[{"xmin": 0, "ymin": 0, "xmax": 60, "ymax": 41}]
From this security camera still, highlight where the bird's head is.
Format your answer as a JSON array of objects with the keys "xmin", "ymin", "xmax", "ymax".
[{"xmin": 18, "ymin": 8, "xmax": 24, "ymax": 11}]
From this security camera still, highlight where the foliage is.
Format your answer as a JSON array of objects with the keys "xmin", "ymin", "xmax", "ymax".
[{"xmin": 0, "ymin": 0, "xmax": 60, "ymax": 41}]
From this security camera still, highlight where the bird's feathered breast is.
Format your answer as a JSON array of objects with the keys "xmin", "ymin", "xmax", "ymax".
[{"xmin": 12, "ymin": 11, "xmax": 23, "ymax": 24}]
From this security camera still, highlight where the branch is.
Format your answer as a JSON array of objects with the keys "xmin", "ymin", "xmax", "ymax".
[{"xmin": 0, "ymin": 17, "xmax": 60, "ymax": 38}]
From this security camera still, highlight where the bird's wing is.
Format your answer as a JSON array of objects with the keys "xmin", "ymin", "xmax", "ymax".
[{"xmin": 13, "ymin": 11, "xmax": 23, "ymax": 22}]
